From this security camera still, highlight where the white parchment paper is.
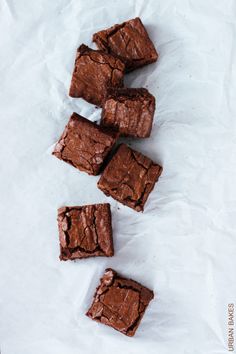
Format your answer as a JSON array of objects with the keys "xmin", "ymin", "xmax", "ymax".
[{"xmin": 0, "ymin": 0, "xmax": 236, "ymax": 353}]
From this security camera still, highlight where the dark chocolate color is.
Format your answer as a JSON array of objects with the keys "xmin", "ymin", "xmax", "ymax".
[
  {"xmin": 58, "ymin": 204, "xmax": 114, "ymax": 260},
  {"xmin": 98, "ymin": 144, "xmax": 162, "ymax": 212},
  {"xmin": 93, "ymin": 17, "xmax": 158, "ymax": 72},
  {"xmin": 69, "ymin": 44, "xmax": 125, "ymax": 106},
  {"xmin": 101, "ymin": 87, "xmax": 155, "ymax": 138},
  {"xmin": 52, "ymin": 113, "xmax": 118, "ymax": 176},
  {"xmin": 86, "ymin": 268, "xmax": 154, "ymax": 336}
]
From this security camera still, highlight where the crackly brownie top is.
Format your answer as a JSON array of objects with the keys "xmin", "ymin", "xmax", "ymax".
[
  {"xmin": 58, "ymin": 204, "xmax": 113, "ymax": 260},
  {"xmin": 86, "ymin": 268, "xmax": 154, "ymax": 336},
  {"xmin": 98, "ymin": 144, "xmax": 162, "ymax": 211},
  {"xmin": 93, "ymin": 17, "xmax": 158, "ymax": 72},
  {"xmin": 69, "ymin": 44, "xmax": 125, "ymax": 106},
  {"xmin": 52, "ymin": 113, "xmax": 118, "ymax": 175},
  {"xmin": 101, "ymin": 87, "xmax": 155, "ymax": 137}
]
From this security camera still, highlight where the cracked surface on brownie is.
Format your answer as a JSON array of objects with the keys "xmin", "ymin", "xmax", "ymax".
[
  {"xmin": 52, "ymin": 113, "xmax": 118, "ymax": 175},
  {"xmin": 69, "ymin": 44, "xmax": 125, "ymax": 106},
  {"xmin": 86, "ymin": 268, "xmax": 154, "ymax": 336},
  {"xmin": 101, "ymin": 87, "xmax": 155, "ymax": 138},
  {"xmin": 98, "ymin": 144, "xmax": 162, "ymax": 211},
  {"xmin": 93, "ymin": 17, "xmax": 158, "ymax": 72},
  {"xmin": 58, "ymin": 204, "xmax": 113, "ymax": 260}
]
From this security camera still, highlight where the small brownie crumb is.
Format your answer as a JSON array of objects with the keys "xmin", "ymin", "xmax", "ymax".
[
  {"xmin": 58, "ymin": 204, "xmax": 113, "ymax": 260},
  {"xmin": 93, "ymin": 17, "xmax": 158, "ymax": 72},
  {"xmin": 98, "ymin": 144, "xmax": 162, "ymax": 211},
  {"xmin": 101, "ymin": 87, "xmax": 155, "ymax": 138},
  {"xmin": 86, "ymin": 268, "xmax": 154, "ymax": 336},
  {"xmin": 69, "ymin": 44, "xmax": 125, "ymax": 106},
  {"xmin": 52, "ymin": 112, "xmax": 118, "ymax": 176}
]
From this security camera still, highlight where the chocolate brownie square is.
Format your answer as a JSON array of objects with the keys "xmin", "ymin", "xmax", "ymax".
[
  {"xmin": 101, "ymin": 87, "xmax": 155, "ymax": 138},
  {"xmin": 98, "ymin": 144, "xmax": 162, "ymax": 211},
  {"xmin": 86, "ymin": 268, "xmax": 154, "ymax": 336},
  {"xmin": 93, "ymin": 17, "xmax": 158, "ymax": 72},
  {"xmin": 52, "ymin": 113, "xmax": 118, "ymax": 175},
  {"xmin": 58, "ymin": 204, "xmax": 113, "ymax": 260},
  {"xmin": 69, "ymin": 44, "xmax": 125, "ymax": 106}
]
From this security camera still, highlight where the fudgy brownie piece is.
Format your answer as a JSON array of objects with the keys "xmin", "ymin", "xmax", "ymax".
[
  {"xmin": 52, "ymin": 113, "xmax": 118, "ymax": 175},
  {"xmin": 93, "ymin": 17, "xmax": 158, "ymax": 72},
  {"xmin": 98, "ymin": 144, "xmax": 162, "ymax": 212},
  {"xmin": 86, "ymin": 268, "xmax": 154, "ymax": 336},
  {"xmin": 58, "ymin": 204, "xmax": 113, "ymax": 260},
  {"xmin": 69, "ymin": 44, "xmax": 125, "ymax": 106},
  {"xmin": 101, "ymin": 87, "xmax": 155, "ymax": 138}
]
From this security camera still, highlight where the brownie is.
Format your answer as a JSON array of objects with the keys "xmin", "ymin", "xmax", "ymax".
[
  {"xmin": 101, "ymin": 87, "xmax": 155, "ymax": 138},
  {"xmin": 98, "ymin": 144, "xmax": 162, "ymax": 212},
  {"xmin": 58, "ymin": 204, "xmax": 113, "ymax": 260},
  {"xmin": 52, "ymin": 113, "xmax": 118, "ymax": 176},
  {"xmin": 86, "ymin": 268, "xmax": 154, "ymax": 336},
  {"xmin": 69, "ymin": 44, "xmax": 125, "ymax": 106},
  {"xmin": 93, "ymin": 17, "xmax": 158, "ymax": 72}
]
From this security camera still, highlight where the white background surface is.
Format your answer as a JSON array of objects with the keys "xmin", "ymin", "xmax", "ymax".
[{"xmin": 0, "ymin": 0, "xmax": 236, "ymax": 353}]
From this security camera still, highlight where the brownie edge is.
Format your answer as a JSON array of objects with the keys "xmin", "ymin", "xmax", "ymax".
[{"xmin": 101, "ymin": 87, "xmax": 156, "ymax": 138}]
